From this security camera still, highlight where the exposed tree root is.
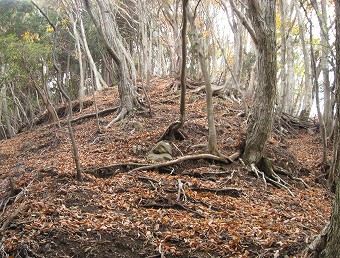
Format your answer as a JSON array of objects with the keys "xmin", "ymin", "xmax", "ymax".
[
  {"xmin": 129, "ymin": 154, "xmax": 232, "ymax": 174},
  {"xmin": 85, "ymin": 162, "xmax": 148, "ymax": 178},
  {"xmin": 141, "ymin": 200, "xmax": 205, "ymax": 218},
  {"xmin": 158, "ymin": 120, "xmax": 186, "ymax": 141},
  {"xmin": 251, "ymin": 163, "xmax": 295, "ymax": 196},
  {"xmin": 18, "ymin": 100, "xmax": 94, "ymax": 132},
  {"xmin": 137, "ymin": 174, "xmax": 241, "ymax": 198},
  {"xmin": 249, "ymin": 156, "xmax": 308, "ymax": 196},
  {"xmin": 182, "ymin": 170, "xmax": 231, "ymax": 178},
  {"xmin": 106, "ymin": 107, "xmax": 129, "ymax": 128},
  {"xmin": 301, "ymin": 222, "xmax": 330, "ymax": 258},
  {"xmin": 190, "ymin": 186, "xmax": 242, "ymax": 197}
]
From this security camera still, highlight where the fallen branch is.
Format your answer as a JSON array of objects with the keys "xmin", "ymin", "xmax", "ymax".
[
  {"xmin": 0, "ymin": 202, "xmax": 26, "ymax": 232},
  {"xmin": 190, "ymin": 187, "xmax": 242, "ymax": 198},
  {"xmin": 142, "ymin": 201, "xmax": 205, "ymax": 218},
  {"xmin": 182, "ymin": 170, "xmax": 231, "ymax": 178},
  {"xmin": 85, "ymin": 162, "xmax": 148, "ymax": 178},
  {"xmin": 70, "ymin": 106, "xmax": 119, "ymax": 124}
]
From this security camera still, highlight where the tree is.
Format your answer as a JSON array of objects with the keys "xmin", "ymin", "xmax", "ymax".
[
  {"xmin": 188, "ymin": 3, "xmax": 219, "ymax": 155},
  {"xmin": 231, "ymin": 0, "xmax": 277, "ymax": 166},
  {"xmin": 31, "ymin": 0, "xmax": 83, "ymax": 181},
  {"xmin": 322, "ymin": 0, "xmax": 340, "ymax": 253},
  {"xmin": 295, "ymin": 0, "xmax": 313, "ymax": 120},
  {"xmin": 84, "ymin": 0, "xmax": 142, "ymax": 126},
  {"xmin": 303, "ymin": 1, "xmax": 340, "ymax": 256}
]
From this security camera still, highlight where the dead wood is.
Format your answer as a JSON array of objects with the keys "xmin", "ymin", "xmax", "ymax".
[
  {"xmin": 18, "ymin": 100, "xmax": 94, "ymax": 132},
  {"xmin": 70, "ymin": 106, "xmax": 119, "ymax": 124},
  {"xmin": 141, "ymin": 201, "xmax": 205, "ymax": 218},
  {"xmin": 85, "ymin": 162, "xmax": 148, "ymax": 178},
  {"xmin": 274, "ymin": 112, "xmax": 318, "ymax": 136},
  {"xmin": 0, "ymin": 202, "xmax": 27, "ymax": 232},
  {"xmin": 190, "ymin": 187, "xmax": 242, "ymax": 198},
  {"xmin": 137, "ymin": 176, "xmax": 160, "ymax": 184},
  {"xmin": 182, "ymin": 170, "xmax": 231, "ymax": 178},
  {"xmin": 129, "ymin": 154, "xmax": 232, "ymax": 174},
  {"xmin": 301, "ymin": 222, "xmax": 330, "ymax": 258}
]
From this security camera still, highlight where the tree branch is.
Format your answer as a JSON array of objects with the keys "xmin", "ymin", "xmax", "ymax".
[{"xmin": 225, "ymin": 0, "xmax": 258, "ymax": 45}]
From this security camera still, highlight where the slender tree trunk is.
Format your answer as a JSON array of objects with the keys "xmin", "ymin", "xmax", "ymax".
[
  {"xmin": 295, "ymin": 2, "xmax": 313, "ymax": 120},
  {"xmin": 189, "ymin": 12, "xmax": 219, "ymax": 155},
  {"xmin": 279, "ymin": 0, "xmax": 287, "ymax": 113},
  {"xmin": 320, "ymin": 0, "xmax": 332, "ymax": 137},
  {"xmin": 311, "ymin": 0, "xmax": 332, "ymax": 136},
  {"xmin": 286, "ymin": 33, "xmax": 295, "ymax": 114},
  {"xmin": 79, "ymin": 15, "xmax": 108, "ymax": 90},
  {"xmin": 32, "ymin": 0, "xmax": 82, "ymax": 181},
  {"xmin": 71, "ymin": 15, "xmax": 85, "ymax": 110},
  {"xmin": 1, "ymin": 86, "xmax": 15, "ymax": 138},
  {"xmin": 179, "ymin": 0, "xmax": 188, "ymax": 125},
  {"xmin": 320, "ymin": 1, "xmax": 340, "ymax": 256}
]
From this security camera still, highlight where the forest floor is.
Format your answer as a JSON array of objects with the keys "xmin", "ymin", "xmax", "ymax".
[{"xmin": 0, "ymin": 77, "xmax": 333, "ymax": 258}]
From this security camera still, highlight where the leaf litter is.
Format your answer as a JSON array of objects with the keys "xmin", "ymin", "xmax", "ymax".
[{"xmin": 0, "ymin": 78, "xmax": 332, "ymax": 257}]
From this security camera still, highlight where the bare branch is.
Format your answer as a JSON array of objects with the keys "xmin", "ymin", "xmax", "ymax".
[{"xmin": 224, "ymin": 0, "xmax": 258, "ymax": 45}]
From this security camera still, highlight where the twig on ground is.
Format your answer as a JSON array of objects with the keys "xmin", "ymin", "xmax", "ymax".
[
  {"xmin": 219, "ymin": 170, "xmax": 236, "ymax": 186},
  {"xmin": 0, "ymin": 202, "xmax": 27, "ymax": 232}
]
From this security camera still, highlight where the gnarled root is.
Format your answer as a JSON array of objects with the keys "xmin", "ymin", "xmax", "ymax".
[
  {"xmin": 106, "ymin": 107, "xmax": 129, "ymax": 128},
  {"xmin": 250, "ymin": 156, "xmax": 308, "ymax": 196},
  {"xmin": 301, "ymin": 222, "xmax": 329, "ymax": 258}
]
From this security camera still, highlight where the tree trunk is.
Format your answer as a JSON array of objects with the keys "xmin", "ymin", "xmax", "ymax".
[
  {"xmin": 242, "ymin": 0, "xmax": 277, "ymax": 165},
  {"xmin": 71, "ymin": 16, "xmax": 85, "ymax": 110},
  {"xmin": 295, "ymin": 2, "xmax": 313, "ymax": 120},
  {"xmin": 188, "ymin": 12, "xmax": 219, "ymax": 155},
  {"xmin": 31, "ymin": 0, "xmax": 82, "ymax": 181},
  {"xmin": 278, "ymin": 0, "xmax": 287, "ymax": 113},
  {"xmin": 286, "ymin": 32, "xmax": 294, "ymax": 114},
  {"xmin": 321, "ymin": 2, "xmax": 340, "ymax": 254},
  {"xmin": 312, "ymin": 0, "xmax": 332, "ymax": 136},
  {"xmin": 84, "ymin": 0, "xmax": 140, "ymax": 126},
  {"xmin": 1, "ymin": 85, "xmax": 15, "ymax": 138},
  {"xmin": 180, "ymin": 0, "xmax": 188, "ymax": 126}
]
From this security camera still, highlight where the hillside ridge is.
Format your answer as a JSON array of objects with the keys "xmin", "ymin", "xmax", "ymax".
[{"xmin": 0, "ymin": 78, "xmax": 332, "ymax": 257}]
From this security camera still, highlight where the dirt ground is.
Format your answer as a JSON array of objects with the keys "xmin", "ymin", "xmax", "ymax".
[{"xmin": 0, "ymin": 77, "xmax": 333, "ymax": 257}]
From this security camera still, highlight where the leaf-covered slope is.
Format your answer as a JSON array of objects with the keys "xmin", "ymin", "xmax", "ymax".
[{"xmin": 0, "ymin": 78, "xmax": 332, "ymax": 257}]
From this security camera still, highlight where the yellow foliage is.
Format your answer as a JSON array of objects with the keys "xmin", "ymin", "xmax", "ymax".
[{"xmin": 22, "ymin": 31, "xmax": 40, "ymax": 42}]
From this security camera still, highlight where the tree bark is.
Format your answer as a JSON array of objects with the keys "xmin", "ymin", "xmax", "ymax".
[
  {"xmin": 188, "ymin": 10, "xmax": 219, "ymax": 155},
  {"xmin": 1, "ymin": 85, "xmax": 15, "ymax": 138},
  {"xmin": 84, "ymin": 0, "xmax": 140, "ymax": 126},
  {"xmin": 180, "ymin": 0, "xmax": 188, "ymax": 125},
  {"xmin": 318, "ymin": 1, "xmax": 340, "ymax": 256},
  {"xmin": 242, "ymin": 0, "xmax": 277, "ymax": 165},
  {"xmin": 278, "ymin": 0, "xmax": 287, "ymax": 113},
  {"xmin": 31, "ymin": 0, "xmax": 82, "ymax": 181},
  {"xmin": 295, "ymin": 2, "xmax": 313, "ymax": 120}
]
